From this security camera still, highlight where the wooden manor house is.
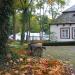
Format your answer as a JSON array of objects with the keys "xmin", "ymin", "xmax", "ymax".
[{"xmin": 50, "ymin": 5, "xmax": 75, "ymax": 42}]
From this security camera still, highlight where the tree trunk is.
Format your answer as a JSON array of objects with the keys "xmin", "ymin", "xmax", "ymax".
[
  {"xmin": 0, "ymin": 0, "xmax": 12, "ymax": 56},
  {"xmin": 21, "ymin": 9, "xmax": 26, "ymax": 44},
  {"xmin": 21, "ymin": 8, "xmax": 28, "ymax": 44},
  {"xmin": 13, "ymin": 9, "xmax": 16, "ymax": 40},
  {"xmin": 40, "ymin": 5, "xmax": 42, "ymax": 40}
]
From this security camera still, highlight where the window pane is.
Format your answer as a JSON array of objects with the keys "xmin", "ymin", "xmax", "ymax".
[
  {"xmin": 72, "ymin": 27, "xmax": 75, "ymax": 39},
  {"xmin": 60, "ymin": 28, "xmax": 69, "ymax": 39}
]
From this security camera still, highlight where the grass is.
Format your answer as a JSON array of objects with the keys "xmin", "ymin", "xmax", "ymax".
[
  {"xmin": 43, "ymin": 46, "xmax": 75, "ymax": 67},
  {"xmin": 8, "ymin": 41, "xmax": 75, "ymax": 67}
]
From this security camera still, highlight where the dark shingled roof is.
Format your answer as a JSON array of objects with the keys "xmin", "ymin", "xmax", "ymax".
[
  {"xmin": 63, "ymin": 5, "xmax": 75, "ymax": 13},
  {"xmin": 53, "ymin": 5, "xmax": 75, "ymax": 24}
]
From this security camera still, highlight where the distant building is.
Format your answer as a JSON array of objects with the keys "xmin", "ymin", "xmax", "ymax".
[
  {"xmin": 50, "ymin": 5, "xmax": 75, "ymax": 42},
  {"xmin": 9, "ymin": 32, "xmax": 49, "ymax": 40}
]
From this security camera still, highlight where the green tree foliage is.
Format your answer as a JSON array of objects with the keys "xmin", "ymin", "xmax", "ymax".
[
  {"xmin": 30, "ymin": 15, "xmax": 40, "ymax": 32},
  {"xmin": 15, "ymin": 12, "xmax": 22, "ymax": 33},
  {"xmin": 40, "ymin": 15, "xmax": 50, "ymax": 33},
  {"xmin": 11, "ymin": 0, "xmax": 25, "ymax": 39},
  {"xmin": 9, "ymin": 12, "xmax": 22, "ymax": 35}
]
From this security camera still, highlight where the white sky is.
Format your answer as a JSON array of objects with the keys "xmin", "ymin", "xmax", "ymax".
[{"xmin": 64, "ymin": 0, "xmax": 75, "ymax": 10}]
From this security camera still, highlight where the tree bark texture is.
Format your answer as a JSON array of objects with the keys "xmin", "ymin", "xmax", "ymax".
[{"xmin": 0, "ymin": 0, "xmax": 12, "ymax": 55}]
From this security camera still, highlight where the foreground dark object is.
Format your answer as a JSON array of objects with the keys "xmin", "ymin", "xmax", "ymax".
[{"xmin": 29, "ymin": 42, "xmax": 46, "ymax": 57}]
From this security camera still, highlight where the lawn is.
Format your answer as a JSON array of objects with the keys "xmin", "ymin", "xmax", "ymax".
[{"xmin": 43, "ymin": 46, "xmax": 75, "ymax": 67}]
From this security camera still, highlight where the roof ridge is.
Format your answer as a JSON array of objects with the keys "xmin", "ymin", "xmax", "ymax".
[{"xmin": 63, "ymin": 5, "xmax": 75, "ymax": 13}]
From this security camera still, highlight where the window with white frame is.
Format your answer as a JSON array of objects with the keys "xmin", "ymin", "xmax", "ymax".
[
  {"xmin": 60, "ymin": 28, "xmax": 70, "ymax": 39},
  {"xmin": 72, "ymin": 27, "xmax": 75, "ymax": 39}
]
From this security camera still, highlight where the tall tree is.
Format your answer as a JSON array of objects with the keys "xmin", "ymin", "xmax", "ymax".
[
  {"xmin": 20, "ymin": 0, "xmax": 33, "ymax": 44},
  {"xmin": 12, "ymin": 9, "xmax": 16, "ymax": 39},
  {"xmin": 20, "ymin": 0, "xmax": 29, "ymax": 44},
  {"xmin": 12, "ymin": 0, "xmax": 22, "ymax": 40},
  {"xmin": 21, "ymin": 8, "xmax": 29, "ymax": 44},
  {"xmin": 35, "ymin": 0, "xmax": 44, "ymax": 40},
  {"xmin": 0, "ymin": 0, "xmax": 12, "ymax": 56}
]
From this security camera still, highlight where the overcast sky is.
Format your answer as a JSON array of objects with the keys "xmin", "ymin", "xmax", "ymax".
[{"xmin": 65, "ymin": 0, "xmax": 75, "ymax": 10}]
